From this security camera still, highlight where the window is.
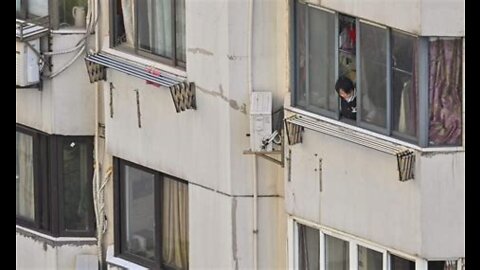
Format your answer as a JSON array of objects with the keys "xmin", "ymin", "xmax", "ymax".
[
  {"xmin": 294, "ymin": 221, "xmax": 423, "ymax": 270},
  {"xmin": 325, "ymin": 235, "xmax": 349, "ymax": 270},
  {"xmin": 358, "ymin": 245, "xmax": 383, "ymax": 270},
  {"xmin": 16, "ymin": 0, "xmax": 89, "ymax": 30},
  {"xmin": 298, "ymin": 224, "xmax": 320, "ymax": 270},
  {"xmin": 16, "ymin": 124, "xmax": 95, "ymax": 237},
  {"xmin": 428, "ymin": 261, "xmax": 458, "ymax": 270},
  {"xmin": 390, "ymin": 254, "xmax": 415, "ymax": 270},
  {"xmin": 16, "ymin": 131, "xmax": 36, "ymax": 223},
  {"xmin": 16, "ymin": 0, "xmax": 49, "ymax": 19},
  {"xmin": 111, "ymin": 0, "xmax": 186, "ymax": 68},
  {"xmin": 114, "ymin": 158, "xmax": 189, "ymax": 270},
  {"xmin": 57, "ymin": 137, "xmax": 95, "ymax": 236},
  {"xmin": 293, "ymin": 1, "xmax": 463, "ymax": 147}
]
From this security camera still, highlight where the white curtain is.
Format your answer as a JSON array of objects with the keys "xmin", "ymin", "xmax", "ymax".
[
  {"xmin": 16, "ymin": 132, "xmax": 35, "ymax": 221},
  {"xmin": 162, "ymin": 178, "xmax": 188, "ymax": 269},
  {"xmin": 176, "ymin": 0, "xmax": 186, "ymax": 62},
  {"xmin": 154, "ymin": 0, "xmax": 173, "ymax": 57},
  {"xmin": 121, "ymin": 0, "xmax": 135, "ymax": 47}
]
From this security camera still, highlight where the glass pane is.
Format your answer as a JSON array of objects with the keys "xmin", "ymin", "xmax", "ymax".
[
  {"xmin": 62, "ymin": 140, "xmax": 92, "ymax": 231},
  {"xmin": 359, "ymin": 22, "xmax": 387, "ymax": 127},
  {"xmin": 124, "ymin": 165, "xmax": 156, "ymax": 261},
  {"xmin": 27, "ymin": 0, "xmax": 48, "ymax": 17},
  {"xmin": 162, "ymin": 177, "xmax": 189, "ymax": 269},
  {"xmin": 338, "ymin": 15, "xmax": 356, "ymax": 82},
  {"xmin": 16, "ymin": 0, "xmax": 21, "ymax": 12},
  {"xmin": 308, "ymin": 8, "xmax": 336, "ymax": 112},
  {"xmin": 325, "ymin": 235, "xmax": 349, "ymax": 270},
  {"xmin": 298, "ymin": 224, "xmax": 319, "ymax": 270},
  {"xmin": 392, "ymin": 31, "xmax": 418, "ymax": 138},
  {"xmin": 428, "ymin": 261, "xmax": 458, "ymax": 270},
  {"xmin": 428, "ymin": 38, "xmax": 463, "ymax": 146},
  {"xmin": 58, "ymin": 0, "xmax": 88, "ymax": 28},
  {"xmin": 176, "ymin": 0, "xmax": 186, "ymax": 63},
  {"xmin": 295, "ymin": 1, "xmax": 307, "ymax": 106},
  {"xmin": 390, "ymin": 254, "xmax": 415, "ymax": 270},
  {"xmin": 16, "ymin": 132, "xmax": 35, "ymax": 221},
  {"xmin": 358, "ymin": 246, "xmax": 382, "ymax": 270},
  {"xmin": 138, "ymin": 0, "xmax": 174, "ymax": 58}
]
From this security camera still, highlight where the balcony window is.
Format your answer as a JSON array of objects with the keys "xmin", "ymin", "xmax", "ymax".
[
  {"xmin": 293, "ymin": 1, "xmax": 463, "ymax": 147},
  {"xmin": 16, "ymin": 124, "xmax": 95, "ymax": 237}
]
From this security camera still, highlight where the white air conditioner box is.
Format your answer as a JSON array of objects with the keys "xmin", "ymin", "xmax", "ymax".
[
  {"xmin": 16, "ymin": 39, "xmax": 40, "ymax": 87},
  {"xmin": 250, "ymin": 92, "xmax": 272, "ymax": 152}
]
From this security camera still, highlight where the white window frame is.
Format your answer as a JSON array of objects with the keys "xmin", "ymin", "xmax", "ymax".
[{"xmin": 290, "ymin": 217, "xmax": 432, "ymax": 270}]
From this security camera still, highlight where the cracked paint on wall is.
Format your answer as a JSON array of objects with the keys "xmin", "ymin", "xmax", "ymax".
[{"xmin": 196, "ymin": 84, "xmax": 247, "ymax": 114}]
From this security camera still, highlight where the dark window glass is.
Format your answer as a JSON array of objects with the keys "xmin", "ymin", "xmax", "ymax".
[
  {"xmin": 358, "ymin": 246, "xmax": 383, "ymax": 270},
  {"xmin": 116, "ymin": 159, "xmax": 189, "ymax": 269},
  {"xmin": 392, "ymin": 31, "xmax": 418, "ymax": 139},
  {"xmin": 359, "ymin": 22, "xmax": 387, "ymax": 127},
  {"xmin": 62, "ymin": 139, "xmax": 93, "ymax": 231},
  {"xmin": 390, "ymin": 254, "xmax": 415, "ymax": 270},
  {"xmin": 298, "ymin": 224, "xmax": 320, "ymax": 270},
  {"xmin": 325, "ymin": 234, "xmax": 349, "ymax": 270}
]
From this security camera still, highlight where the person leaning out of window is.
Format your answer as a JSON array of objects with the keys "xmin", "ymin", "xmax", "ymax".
[{"xmin": 335, "ymin": 76, "xmax": 379, "ymax": 122}]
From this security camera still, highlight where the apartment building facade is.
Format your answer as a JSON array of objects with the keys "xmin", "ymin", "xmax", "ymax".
[{"xmin": 16, "ymin": 0, "xmax": 464, "ymax": 269}]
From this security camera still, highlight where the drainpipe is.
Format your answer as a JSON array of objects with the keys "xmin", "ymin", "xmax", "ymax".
[
  {"xmin": 91, "ymin": 0, "xmax": 103, "ymax": 268},
  {"xmin": 246, "ymin": 0, "xmax": 258, "ymax": 269}
]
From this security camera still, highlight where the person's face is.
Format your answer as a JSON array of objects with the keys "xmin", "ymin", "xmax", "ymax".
[{"xmin": 338, "ymin": 89, "xmax": 352, "ymax": 100}]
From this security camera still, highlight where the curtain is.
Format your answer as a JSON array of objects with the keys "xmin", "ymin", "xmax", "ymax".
[
  {"xmin": 16, "ymin": 132, "xmax": 35, "ymax": 221},
  {"xmin": 444, "ymin": 260, "xmax": 457, "ymax": 270},
  {"xmin": 176, "ymin": 0, "xmax": 186, "ymax": 62},
  {"xmin": 121, "ymin": 0, "xmax": 135, "ymax": 46},
  {"xmin": 162, "ymin": 178, "xmax": 189, "ymax": 269},
  {"xmin": 396, "ymin": 38, "xmax": 418, "ymax": 137},
  {"xmin": 428, "ymin": 38, "xmax": 463, "ymax": 146},
  {"xmin": 154, "ymin": 0, "xmax": 173, "ymax": 58}
]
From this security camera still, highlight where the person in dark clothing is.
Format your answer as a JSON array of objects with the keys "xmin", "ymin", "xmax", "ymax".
[{"xmin": 335, "ymin": 76, "xmax": 357, "ymax": 120}]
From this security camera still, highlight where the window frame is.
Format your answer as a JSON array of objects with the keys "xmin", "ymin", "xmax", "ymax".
[
  {"xmin": 292, "ymin": 219, "xmax": 430, "ymax": 270},
  {"xmin": 109, "ymin": 0, "xmax": 186, "ymax": 69},
  {"xmin": 291, "ymin": 1, "xmax": 457, "ymax": 148},
  {"xmin": 16, "ymin": 124, "xmax": 95, "ymax": 238},
  {"xmin": 55, "ymin": 135, "xmax": 96, "ymax": 237},
  {"xmin": 113, "ymin": 157, "xmax": 189, "ymax": 270},
  {"xmin": 16, "ymin": 125, "xmax": 45, "ymax": 230}
]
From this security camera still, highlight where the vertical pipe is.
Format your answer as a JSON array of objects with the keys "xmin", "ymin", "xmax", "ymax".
[{"xmin": 247, "ymin": 0, "xmax": 258, "ymax": 269}]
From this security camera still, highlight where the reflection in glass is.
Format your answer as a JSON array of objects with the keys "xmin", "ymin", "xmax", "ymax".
[{"xmin": 16, "ymin": 132, "xmax": 35, "ymax": 221}]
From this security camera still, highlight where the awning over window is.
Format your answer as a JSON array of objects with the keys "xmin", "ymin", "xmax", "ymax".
[
  {"xmin": 84, "ymin": 52, "xmax": 182, "ymax": 88},
  {"xmin": 16, "ymin": 17, "xmax": 50, "ymax": 41}
]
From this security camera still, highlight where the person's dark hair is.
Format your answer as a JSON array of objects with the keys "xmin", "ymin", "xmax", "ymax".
[{"xmin": 335, "ymin": 76, "xmax": 354, "ymax": 94}]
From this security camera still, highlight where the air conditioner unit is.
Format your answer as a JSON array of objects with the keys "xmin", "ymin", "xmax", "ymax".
[
  {"xmin": 250, "ymin": 92, "xmax": 272, "ymax": 152},
  {"xmin": 16, "ymin": 39, "xmax": 40, "ymax": 87}
]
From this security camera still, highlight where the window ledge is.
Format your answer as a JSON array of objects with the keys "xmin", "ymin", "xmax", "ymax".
[
  {"xmin": 285, "ymin": 106, "xmax": 465, "ymax": 154},
  {"xmin": 16, "ymin": 225, "xmax": 97, "ymax": 246},
  {"xmin": 101, "ymin": 46, "xmax": 187, "ymax": 79},
  {"xmin": 106, "ymin": 245, "xmax": 149, "ymax": 270}
]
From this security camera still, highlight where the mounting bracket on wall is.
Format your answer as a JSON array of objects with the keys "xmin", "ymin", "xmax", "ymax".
[
  {"xmin": 396, "ymin": 150, "xmax": 415, "ymax": 181},
  {"xmin": 284, "ymin": 116, "xmax": 304, "ymax": 145},
  {"xmin": 85, "ymin": 59, "xmax": 106, "ymax": 83},
  {"xmin": 169, "ymin": 81, "xmax": 196, "ymax": 113},
  {"xmin": 243, "ymin": 131, "xmax": 285, "ymax": 167}
]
